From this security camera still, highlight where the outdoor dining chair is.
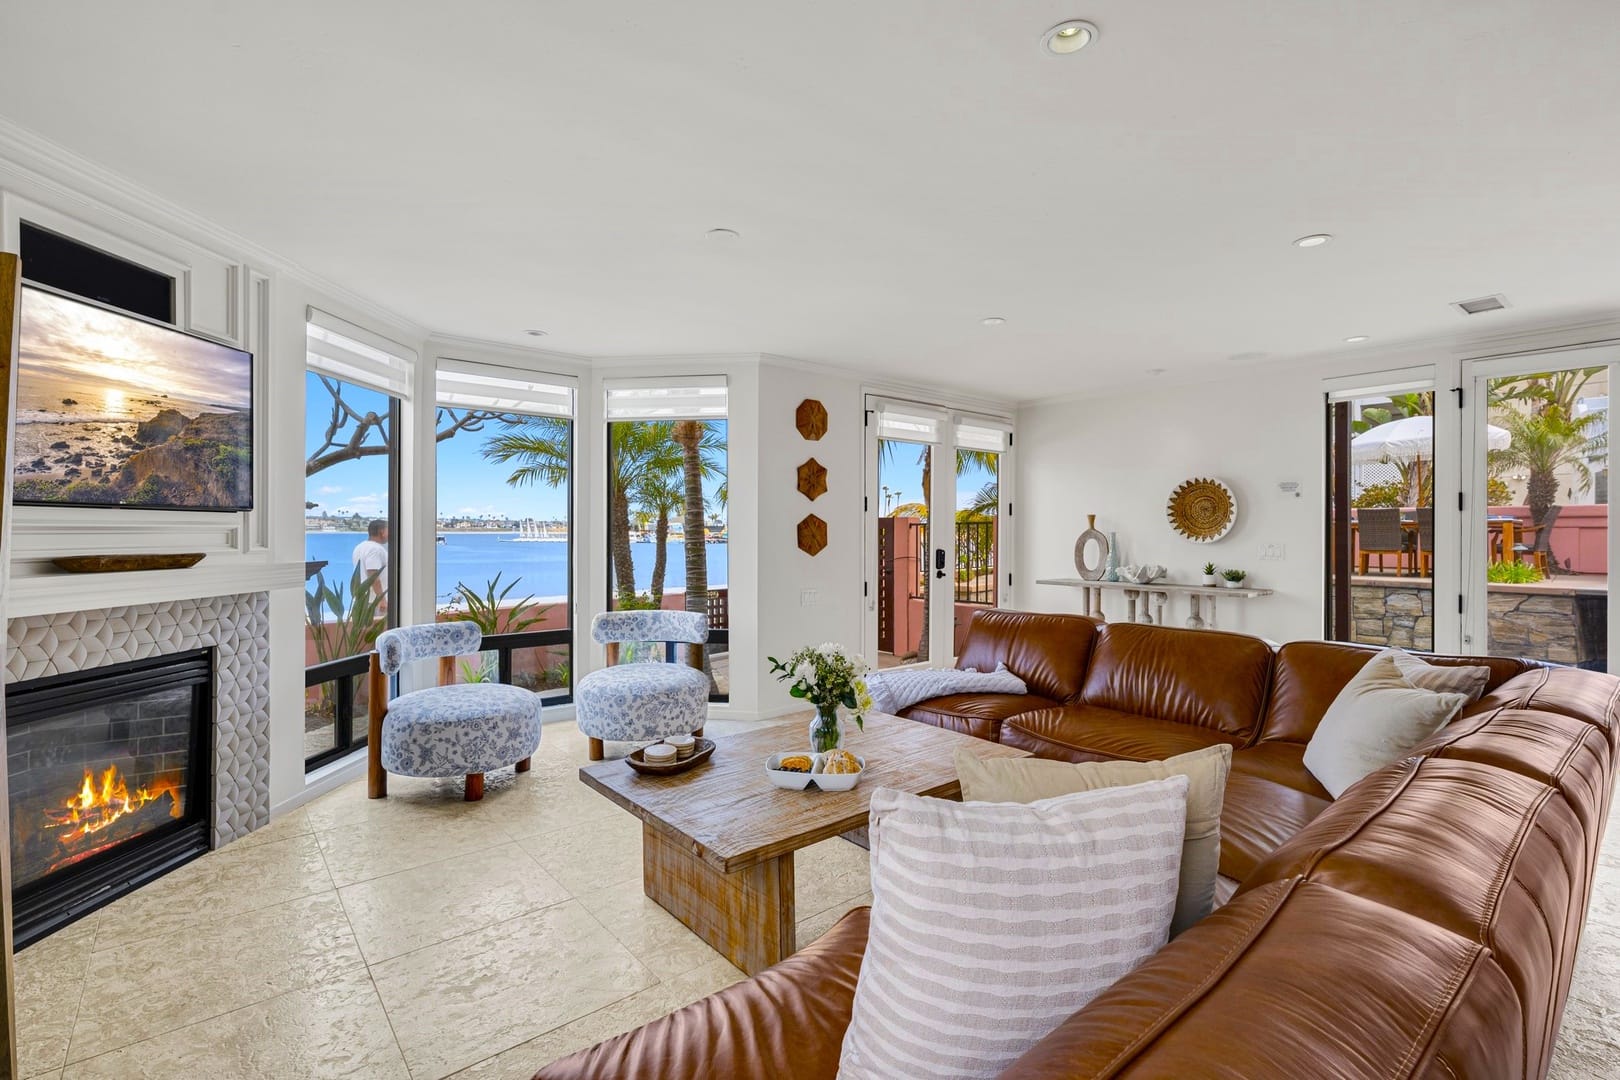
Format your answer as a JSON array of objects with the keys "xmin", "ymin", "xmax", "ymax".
[
  {"xmin": 1413, "ymin": 507, "xmax": 1434, "ymax": 578},
  {"xmin": 1514, "ymin": 505, "xmax": 1562, "ymax": 575},
  {"xmin": 1357, "ymin": 507, "xmax": 1409, "ymax": 575}
]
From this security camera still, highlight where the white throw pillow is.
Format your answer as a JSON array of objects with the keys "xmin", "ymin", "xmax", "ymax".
[
  {"xmin": 1303, "ymin": 649, "xmax": 1468, "ymax": 799},
  {"xmin": 954, "ymin": 743, "xmax": 1230, "ymax": 937},
  {"xmin": 837, "ymin": 777, "xmax": 1189, "ymax": 1080},
  {"xmin": 1391, "ymin": 649, "xmax": 1492, "ymax": 703}
]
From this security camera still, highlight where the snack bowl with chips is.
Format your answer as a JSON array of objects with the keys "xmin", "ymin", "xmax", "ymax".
[{"xmin": 765, "ymin": 751, "xmax": 817, "ymax": 791}]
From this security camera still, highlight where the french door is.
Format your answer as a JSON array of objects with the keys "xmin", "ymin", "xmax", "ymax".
[
  {"xmin": 1461, "ymin": 346, "xmax": 1618, "ymax": 671},
  {"xmin": 864, "ymin": 396, "xmax": 1013, "ymax": 668}
]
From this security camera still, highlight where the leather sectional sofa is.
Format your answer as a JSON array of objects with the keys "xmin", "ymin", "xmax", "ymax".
[{"xmin": 538, "ymin": 610, "xmax": 1619, "ymax": 1080}]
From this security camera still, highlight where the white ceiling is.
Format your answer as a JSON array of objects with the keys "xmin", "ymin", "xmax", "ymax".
[{"xmin": 3, "ymin": 1, "xmax": 1619, "ymax": 401}]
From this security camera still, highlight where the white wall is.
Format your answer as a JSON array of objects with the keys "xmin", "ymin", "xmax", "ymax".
[
  {"xmin": 755, "ymin": 360, "xmax": 865, "ymax": 717},
  {"xmin": 1015, "ymin": 371, "xmax": 1326, "ymax": 642}
]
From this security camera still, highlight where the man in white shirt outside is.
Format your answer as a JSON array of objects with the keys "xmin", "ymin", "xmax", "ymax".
[{"xmin": 352, "ymin": 519, "xmax": 389, "ymax": 614}]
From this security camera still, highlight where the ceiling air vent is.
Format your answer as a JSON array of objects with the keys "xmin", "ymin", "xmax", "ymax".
[{"xmin": 1452, "ymin": 294, "xmax": 1509, "ymax": 315}]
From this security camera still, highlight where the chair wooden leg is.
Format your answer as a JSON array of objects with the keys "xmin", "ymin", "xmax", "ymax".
[
  {"xmin": 515, "ymin": 757, "xmax": 532, "ymax": 773},
  {"xmin": 367, "ymin": 653, "xmax": 388, "ymax": 799},
  {"xmin": 1358, "ymin": 553, "xmax": 1369, "ymax": 575},
  {"xmin": 588, "ymin": 737, "xmax": 604, "ymax": 761},
  {"xmin": 465, "ymin": 772, "xmax": 485, "ymax": 801}
]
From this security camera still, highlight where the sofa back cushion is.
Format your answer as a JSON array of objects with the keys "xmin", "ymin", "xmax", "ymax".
[
  {"xmin": 1077, "ymin": 623, "xmax": 1272, "ymax": 739},
  {"xmin": 1237, "ymin": 756, "xmax": 1592, "ymax": 1080},
  {"xmin": 994, "ymin": 877, "xmax": 1523, "ymax": 1080},
  {"xmin": 1260, "ymin": 641, "xmax": 1537, "ymax": 745},
  {"xmin": 955, "ymin": 609, "xmax": 1098, "ymax": 703}
]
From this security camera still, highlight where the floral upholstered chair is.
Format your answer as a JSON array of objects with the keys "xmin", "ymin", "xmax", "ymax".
[
  {"xmin": 367, "ymin": 621, "xmax": 543, "ymax": 802},
  {"xmin": 575, "ymin": 610, "xmax": 709, "ymax": 761}
]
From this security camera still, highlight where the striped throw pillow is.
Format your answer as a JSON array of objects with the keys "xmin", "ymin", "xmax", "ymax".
[{"xmin": 837, "ymin": 777, "xmax": 1189, "ymax": 1080}]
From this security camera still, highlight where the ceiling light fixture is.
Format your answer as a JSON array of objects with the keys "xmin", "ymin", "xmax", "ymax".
[
  {"xmin": 706, "ymin": 228, "xmax": 740, "ymax": 240},
  {"xmin": 524, "ymin": 329, "xmax": 548, "ymax": 337},
  {"xmin": 1343, "ymin": 335, "xmax": 1369, "ymax": 343},
  {"xmin": 1042, "ymin": 19, "xmax": 1098, "ymax": 55},
  {"xmin": 981, "ymin": 316, "xmax": 1006, "ymax": 326},
  {"xmin": 1293, "ymin": 234, "xmax": 1333, "ymax": 248}
]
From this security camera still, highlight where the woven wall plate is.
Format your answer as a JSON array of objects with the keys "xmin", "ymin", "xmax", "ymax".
[{"xmin": 1166, "ymin": 478, "xmax": 1237, "ymax": 543}]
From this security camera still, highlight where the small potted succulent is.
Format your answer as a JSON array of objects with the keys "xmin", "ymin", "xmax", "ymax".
[
  {"xmin": 1201, "ymin": 562, "xmax": 1218, "ymax": 587},
  {"xmin": 1220, "ymin": 568, "xmax": 1248, "ymax": 589}
]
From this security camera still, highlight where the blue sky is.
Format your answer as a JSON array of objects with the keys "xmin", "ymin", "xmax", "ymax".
[{"xmin": 879, "ymin": 443, "xmax": 999, "ymax": 515}]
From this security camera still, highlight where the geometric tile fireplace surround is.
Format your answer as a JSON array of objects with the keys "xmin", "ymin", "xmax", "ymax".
[{"xmin": 6, "ymin": 593, "xmax": 272, "ymax": 847}]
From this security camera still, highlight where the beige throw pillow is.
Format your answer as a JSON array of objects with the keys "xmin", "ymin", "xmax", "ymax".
[
  {"xmin": 1303, "ymin": 649, "xmax": 1468, "ymax": 799},
  {"xmin": 1391, "ymin": 649, "xmax": 1491, "ymax": 703},
  {"xmin": 838, "ymin": 779, "xmax": 1189, "ymax": 1080},
  {"xmin": 955, "ymin": 743, "xmax": 1231, "ymax": 937}
]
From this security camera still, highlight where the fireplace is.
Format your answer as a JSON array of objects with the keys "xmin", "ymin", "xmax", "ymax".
[{"xmin": 6, "ymin": 649, "xmax": 213, "ymax": 947}]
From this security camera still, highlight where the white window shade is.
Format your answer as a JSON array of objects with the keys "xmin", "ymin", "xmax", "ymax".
[
  {"xmin": 873, "ymin": 399, "xmax": 946, "ymax": 444},
  {"xmin": 955, "ymin": 417, "xmax": 1012, "ymax": 453},
  {"xmin": 604, "ymin": 377, "xmax": 728, "ymax": 421},
  {"xmin": 436, "ymin": 359, "xmax": 574, "ymax": 418},
  {"xmin": 306, "ymin": 308, "xmax": 414, "ymax": 399}
]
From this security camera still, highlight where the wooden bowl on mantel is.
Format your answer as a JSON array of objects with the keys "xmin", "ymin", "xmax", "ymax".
[{"xmin": 51, "ymin": 553, "xmax": 207, "ymax": 574}]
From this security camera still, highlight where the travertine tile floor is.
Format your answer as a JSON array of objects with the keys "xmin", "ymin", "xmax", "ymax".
[{"xmin": 12, "ymin": 715, "xmax": 1617, "ymax": 1078}]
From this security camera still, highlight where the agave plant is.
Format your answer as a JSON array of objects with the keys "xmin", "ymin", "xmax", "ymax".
[
  {"xmin": 450, "ymin": 573, "xmax": 549, "ymax": 636},
  {"xmin": 305, "ymin": 566, "xmax": 386, "ymax": 665}
]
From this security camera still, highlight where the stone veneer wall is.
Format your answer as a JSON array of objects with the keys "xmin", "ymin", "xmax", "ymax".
[
  {"xmin": 6, "ymin": 593, "xmax": 271, "ymax": 845},
  {"xmin": 1351, "ymin": 582, "xmax": 1592, "ymax": 666}
]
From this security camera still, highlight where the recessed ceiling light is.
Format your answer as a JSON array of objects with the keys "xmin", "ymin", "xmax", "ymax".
[
  {"xmin": 1042, "ymin": 20, "xmax": 1098, "ymax": 55},
  {"xmin": 1293, "ymin": 234, "xmax": 1333, "ymax": 248},
  {"xmin": 981, "ymin": 316, "xmax": 1006, "ymax": 326},
  {"xmin": 1343, "ymin": 335, "xmax": 1369, "ymax": 343},
  {"xmin": 1147, "ymin": 367, "xmax": 1167, "ymax": 377},
  {"xmin": 524, "ymin": 329, "xmax": 548, "ymax": 337},
  {"xmin": 706, "ymin": 228, "xmax": 740, "ymax": 240}
]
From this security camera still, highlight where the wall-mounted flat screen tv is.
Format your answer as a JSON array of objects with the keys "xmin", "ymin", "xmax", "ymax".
[{"xmin": 13, "ymin": 285, "xmax": 253, "ymax": 511}]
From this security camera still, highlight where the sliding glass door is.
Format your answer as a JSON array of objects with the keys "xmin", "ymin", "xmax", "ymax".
[
  {"xmin": 866, "ymin": 397, "xmax": 1013, "ymax": 667},
  {"xmin": 1463, "ymin": 347, "xmax": 1617, "ymax": 670}
]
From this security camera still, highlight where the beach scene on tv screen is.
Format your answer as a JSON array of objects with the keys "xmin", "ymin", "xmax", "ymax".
[{"xmin": 13, "ymin": 288, "xmax": 252, "ymax": 509}]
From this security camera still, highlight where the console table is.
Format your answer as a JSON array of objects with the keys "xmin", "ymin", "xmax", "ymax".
[{"xmin": 1035, "ymin": 577, "xmax": 1275, "ymax": 629}]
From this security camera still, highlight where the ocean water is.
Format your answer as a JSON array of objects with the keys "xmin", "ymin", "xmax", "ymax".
[{"xmin": 305, "ymin": 531, "xmax": 729, "ymax": 603}]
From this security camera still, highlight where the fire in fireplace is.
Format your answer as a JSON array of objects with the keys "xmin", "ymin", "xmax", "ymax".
[{"xmin": 7, "ymin": 649, "xmax": 213, "ymax": 947}]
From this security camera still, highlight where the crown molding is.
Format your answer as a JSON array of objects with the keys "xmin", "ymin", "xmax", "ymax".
[
  {"xmin": 0, "ymin": 116, "xmax": 432, "ymax": 341},
  {"xmin": 426, "ymin": 332, "xmax": 593, "ymax": 373}
]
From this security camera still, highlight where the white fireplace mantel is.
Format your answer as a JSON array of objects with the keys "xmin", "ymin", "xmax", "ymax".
[{"xmin": 5, "ymin": 557, "xmax": 304, "ymax": 618}]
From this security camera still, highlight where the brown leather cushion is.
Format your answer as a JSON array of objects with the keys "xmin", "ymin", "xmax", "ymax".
[
  {"xmin": 1468, "ymin": 666, "xmax": 1620, "ymax": 751},
  {"xmin": 532, "ymin": 907, "xmax": 867, "ymax": 1080},
  {"xmin": 1261, "ymin": 641, "xmax": 1539, "ymax": 744},
  {"xmin": 1230, "ymin": 740, "xmax": 1330, "ymax": 799},
  {"xmin": 954, "ymin": 609, "xmax": 1099, "ymax": 703},
  {"xmin": 1237, "ymin": 757, "xmax": 1591, "ymax": 1079},
  {"xmin": 996, "ymin": 877, "xmax": 1523, "ymax": 1080},
  {"xmin": 1001, "ymin": 705, "xmax": 1243, "ymax": 764},
  {"xmin": 1219, "ymin": 768, "xmax": 1330, "ymax": 882},
  {"xmin": 1078, "ymin": 623, "xmax": 1272, "ymax": 739},
  {"xmin": 897, "ymin": 692, "xmax": 1058, "ymax": 742}
]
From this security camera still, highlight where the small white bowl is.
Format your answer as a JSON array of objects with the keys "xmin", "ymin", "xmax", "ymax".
[
  {"xmin": 643, "ymin": 743, "xmax": 677, "ymax": 765},
  {"xmin": 765, "ymin": 752, "xmax": 816, "ymax": 791},
  {"xmin": 810, "ymin": 753, "xmax": 865, "ymax": 792}
]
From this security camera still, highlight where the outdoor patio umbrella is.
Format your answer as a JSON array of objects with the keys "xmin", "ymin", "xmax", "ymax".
[{"xmin": 1351, "ymin": 415, "xmax": 1511, "ymax": 505}]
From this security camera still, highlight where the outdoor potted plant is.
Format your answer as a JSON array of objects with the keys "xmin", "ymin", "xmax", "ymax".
[
  {"xmin": 1201, "ymin": 562, "xmax": 1218, "ymax": 587},
  {"xmin": 1220, "ymin": 568, "xmax": 1248, "ymax": 589},
  {"xmin": 768, "ymin": 643, "xmax": 874, "ymax": 753}
]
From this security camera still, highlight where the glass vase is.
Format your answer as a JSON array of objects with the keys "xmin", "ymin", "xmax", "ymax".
[{"xmin": 808, "ymin": 705, "xmax": 845, "ymax": 754}]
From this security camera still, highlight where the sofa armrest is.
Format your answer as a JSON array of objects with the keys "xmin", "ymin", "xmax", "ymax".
[{"xmin": 533, "ymin": 907, "xmax": 868, "ymax": 1080}]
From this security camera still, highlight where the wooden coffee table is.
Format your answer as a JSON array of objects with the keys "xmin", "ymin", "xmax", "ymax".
[{"xmin": 578, "ymin": 714, "xmax": 1029, "ymax": 974}]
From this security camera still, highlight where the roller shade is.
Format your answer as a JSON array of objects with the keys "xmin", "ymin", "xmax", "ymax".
[
  {"xmin": 306, "ymin": 308, "xmax": 414, "ymax": 399},
  {"xmin": 436, "ymin": 358, "xmax": 575, "ymax": 418},
  {"xmin": 604, "ymin": 376, "xmax": 728, "ymax": 420},
  {"xmin": 954, "ymin": 416, "xmax": 1012, "ymax": 453},
  {"xmin": 873, "ymin": 399, "xmax": 946, "ymax": 444}
]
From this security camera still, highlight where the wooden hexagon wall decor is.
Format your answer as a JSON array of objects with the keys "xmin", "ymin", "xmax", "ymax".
[
  {"xmin": 797, "ymin": 457, "xmax": 828, "ymax": 501},
  {"xmin": 795, "ymin": 398, "xmax": 828, "ymax": 441},
  {"xmin": 797, "ymin": 514, "xmax": 828, "ymax": 556}
]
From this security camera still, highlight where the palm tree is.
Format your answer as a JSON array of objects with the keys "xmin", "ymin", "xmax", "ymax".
[
  {"xmin": 1490, "ymin": 405, "xmax": 1606, "ymax": 529},
  {"xmin": 485, "ymin": 417, "xmax": 682, "ymax": 607},
  {"xmin": 635, "ymin": 472, "xmax": 683, "ymax": 607},
  {"xmin": 672, "ymin": 420, "xmax": 727, "ymax": 689}
]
